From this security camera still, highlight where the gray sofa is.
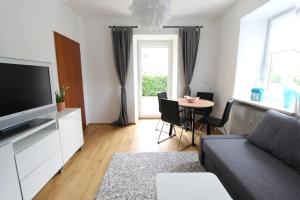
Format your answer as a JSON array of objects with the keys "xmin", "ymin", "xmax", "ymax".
[{"xmin": 200, "ymin": 110, "xmax": 300, "ymax": 200}]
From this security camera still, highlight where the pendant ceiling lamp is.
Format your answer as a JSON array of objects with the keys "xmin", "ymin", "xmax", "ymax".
[{"xmin": 129, "ymin": 0, "xmax": 172, "ymax": 31}]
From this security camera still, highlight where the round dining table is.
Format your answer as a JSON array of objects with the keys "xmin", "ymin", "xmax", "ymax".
[
  {"xmin": 177, "ymin": 98, "xmax": 214, "ymax": 109},
  {"xmin": 168, "ymin": 98, "xmax": 214, "ymax": 146}
]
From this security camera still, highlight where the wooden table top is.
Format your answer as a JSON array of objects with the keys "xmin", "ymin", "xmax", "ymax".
[{"xmin": 177, "ymin": 98, "xmax": 214, "ymax": 108}]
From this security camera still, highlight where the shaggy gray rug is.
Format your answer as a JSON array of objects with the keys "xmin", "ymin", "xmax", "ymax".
[{"xmin": 95, "ymin": 152, "xmax": 205, "ymax": 200}]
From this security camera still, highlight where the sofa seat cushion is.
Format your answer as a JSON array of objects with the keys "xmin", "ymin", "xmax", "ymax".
[{"xmin": 202, "ymin": 137, "xmax": 300, "ymax": 200}]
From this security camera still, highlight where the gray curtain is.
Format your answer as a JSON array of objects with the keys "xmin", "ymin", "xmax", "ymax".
[
  {"xmin": 111, "ymin": 27, "xmax": 133, "ymax": 126},
  {"xmin": 179, "ymin": 27, "xmax": 201, "ymax": 96},
  {"xmin": 296, "ymin": 93, "xmax": 300, "ymax": 119}
]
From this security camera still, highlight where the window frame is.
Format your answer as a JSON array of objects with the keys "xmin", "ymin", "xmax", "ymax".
[{"xmin": 263, "ymin": 9, "xmax": 298, "ymax": 93}]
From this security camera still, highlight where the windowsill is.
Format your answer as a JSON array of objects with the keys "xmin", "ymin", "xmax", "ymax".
[{"xmin": 233, "ymin": 97, "xmax": 296, "ymax": 115}]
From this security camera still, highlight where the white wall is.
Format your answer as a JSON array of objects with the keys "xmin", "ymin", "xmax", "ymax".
[
  {"xmin": 0, "ymin": 0, "xmax": 87, "ymax": 113},
  {"xmin": 1, "ymin": 0, "xmax": 274, "ymax": 125},
  {"xmin": 213, "ymin": 0, "xmax": 270, "ymax": 119},
  {"xmin": 234, "ymin": 17, "xmax": 269, "ymax": 99},
  {"xmin": 81, "ymin": 17, "xmax": 126, "ymax": 124},
  {"xmin": 167, "ymin": 18, "xmax": 218, "ymax": 98},
  {"xmin": 81, "ymin": 16, "xmax": 218, "ymax": 123}
]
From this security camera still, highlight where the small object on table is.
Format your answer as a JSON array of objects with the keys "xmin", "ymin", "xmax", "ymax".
[
  {"xmin": 283, "ymin": 89, "xmax": 296, "ymax": 108},
  {"xmin": 55, "ymin": 86, "xmax": 70, "ymax": 112},
  {"xmin": 156, "ymin": 172, "xmax": 232, "ymax": 200},
  {"xmin": 56, "ymin": 102, "xmax": 65, "ymax": 112},
  {"xmin": 184, "ymin": 96, "xmax": 200, "ymax": 103},
  {"xmin": 250, "ymin": 88, "xmax": 264, "ymax": 102}
]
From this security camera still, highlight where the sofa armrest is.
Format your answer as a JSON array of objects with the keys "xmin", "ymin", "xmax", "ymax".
[{"xmin": 202, "ymin": 134, "xmax": 247, "ymax": 140}]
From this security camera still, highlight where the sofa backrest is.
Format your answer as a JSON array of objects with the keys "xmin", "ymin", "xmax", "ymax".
[{"xmin": 247, "ymin": 110, "xmax": 300, "ymax": 173}]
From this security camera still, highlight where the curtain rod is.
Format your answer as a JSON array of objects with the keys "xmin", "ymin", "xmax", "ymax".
[
  {"xmin": 108, "ymin": 25, "xmax": 203, "ymax": 29},
  {"xmin": 109, "ymin": 26, "xmax": 138, "ymax": 28},
  {"xmin": 163, "ymin": 26, "xmax": 203, "ymax": 28}
]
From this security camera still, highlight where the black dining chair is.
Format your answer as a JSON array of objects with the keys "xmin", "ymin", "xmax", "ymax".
[
  {"xmin": 156, "ymin": 92, "xmax": 183, "ymax": 131},
  {"xmin": 159, "ymin": 99, "xmax": 191, "ymax": 150},
  {"xmin": 198, "ymin": 99, "xmax": 234, "ymax": 135},
  {"xmin": 156, "ymin": 92, "xmax": 168, "ymax": 131},
  {"xmin": 194, "ymin": 92, "xmax": 214, "ymax": 117}
]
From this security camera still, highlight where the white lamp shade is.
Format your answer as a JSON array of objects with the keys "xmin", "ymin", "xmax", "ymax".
[{"xmin": 129, "ymin": 0, "xmax": 172, "ymax": 31}]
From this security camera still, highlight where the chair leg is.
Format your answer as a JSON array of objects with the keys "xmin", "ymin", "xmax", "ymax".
[
  {"xmin": 223, "ymin": 126, "xmax": 228, "ymax": 135},
  {"xmin": 157, "ymin": 122, "xmax": 164, "ymax": 143},
  {"xmin": 157, "ymin": 123, "xmax": 176, "ymax": 144},
  {"xmin": 198, "ymin": 124, "xmax": 205, "ymax": 134},
  {"xmin": 194, "ymin": 123, "xmax": 206, "ymax": 145},
  {"xmin": 197, "ymin": 123, "xmax": 202, "ymax": 132},
  {"xmin": 177, "ymin": 129, "xmax": 184, "ymax": 151},
  {"xmin": 194, "ymin": 124, "xmax": 201, "ymax": 140},
  {"xmin": 202, "ymin": 125, "xmax": 207, "ymax": 135},
  {"xmin": 155, "ymin": 120, "xmax": 161, "ymax": 131}
]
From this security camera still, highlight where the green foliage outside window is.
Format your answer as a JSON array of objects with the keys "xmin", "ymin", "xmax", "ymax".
[
  {"xmin": 294, "ymin": 74, "xmax": 300, "ymax": 86},
  {"xmin": 270, "ymin": 73, "xmax": 281, "ymax": 83},
  {"xmin": 142, "ymin": 75, "xmax": 167, "ymax": 96}
]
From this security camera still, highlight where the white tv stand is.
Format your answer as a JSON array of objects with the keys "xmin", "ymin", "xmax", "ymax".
[{"xmin": 0, "ymin": 108, "xmax": 84, "ymax": 200}]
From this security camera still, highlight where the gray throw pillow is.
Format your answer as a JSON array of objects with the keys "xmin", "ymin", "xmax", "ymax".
[{"xmin": 247, "ymin": 110, "xmax": 300, "ymax": 173}]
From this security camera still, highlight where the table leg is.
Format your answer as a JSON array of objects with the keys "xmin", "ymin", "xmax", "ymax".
[
  {"xmin": 207, "ymin": 124, "xmax": 211, "ymax": 135},
  {"xmin": 192, "ymin": 111, "xmax": 195, "ymax": 146},
  {"xmin": 169, "ymin": 124, "xmax": 174, "ymax": 136}
]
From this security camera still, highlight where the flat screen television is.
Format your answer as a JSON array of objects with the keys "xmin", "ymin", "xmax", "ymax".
[{"xmin": 0, "ymin": 57, "xmax": 56, "ymax": 132}]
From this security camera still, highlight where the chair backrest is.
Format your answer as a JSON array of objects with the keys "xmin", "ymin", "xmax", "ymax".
[
  {"xmin": 160, "ymin": 99, "xmax": 180, "ymax": 125},
  {"xmin": 221, "ymin": 99, "xmax": 234, "ymax": 126},
  {"xmin": 196, "ymin": 92, "xmax": 214, "ymax": 114},
  {"xmin": 196, "ymin": 92, "xmax": 214, "ymax": 101},
  {"xmin": 157, "ymin": 92, "xmax": 168, "ymax": 113}
]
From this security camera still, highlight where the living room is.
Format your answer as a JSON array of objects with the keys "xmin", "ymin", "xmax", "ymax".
[{"xmin": 0, "ymin": 0, "xmax": 299, "ymax": 199}]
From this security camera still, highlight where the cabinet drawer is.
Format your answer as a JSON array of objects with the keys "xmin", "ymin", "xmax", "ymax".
[
  {"xmin": 15, "ymin": 130, "xmax": 61, "ymax": 180},
  {"xmin": 20, "ymin": 150, "xmax": 63, "ymax": 200}
]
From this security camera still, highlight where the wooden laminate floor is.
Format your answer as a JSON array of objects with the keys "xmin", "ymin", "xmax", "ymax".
[{"xmin": 34, "ymin": 120, "xmax": 209, "ymax": 200}]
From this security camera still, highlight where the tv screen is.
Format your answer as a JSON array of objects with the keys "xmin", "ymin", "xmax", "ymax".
[{"xmin": 0, "ymin": 63, "xmax": 53, "ymax": 117}]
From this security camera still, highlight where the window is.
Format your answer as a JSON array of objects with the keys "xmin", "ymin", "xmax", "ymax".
[
  {"xmin": 264, "ymin": 10, "xmax": 300, "ymax": 103},
  {"xmin": 233, "ymin": 2, "xmax": 300, "ymax": 113}
]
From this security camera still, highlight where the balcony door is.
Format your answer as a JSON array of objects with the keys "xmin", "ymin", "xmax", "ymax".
[{"xmin": 138, "ymin": 41, "xmax": 173, "ymax": 118}]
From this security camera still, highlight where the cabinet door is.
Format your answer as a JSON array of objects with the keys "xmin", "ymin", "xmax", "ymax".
[
  {"xmin": 74, "ymin": 110, "xmax": 84, "ymax": 148},
  {"xmin": 0, "ymin": 143, "xmax": 22, "ymax": 200},
  {"xmin": 59, "ymin": 110, "xmax": 84, "ymax": 164}
]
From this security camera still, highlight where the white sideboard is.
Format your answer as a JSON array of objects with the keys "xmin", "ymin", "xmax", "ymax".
[
  {"xmin": 0, "ymin": 108, "xmax": 84, "ymax": 200},
  {"xmin": 0, "ymin": 143, "xmax": 22, "ymax": 200},
  {"xmin": 57, "ymin": 108, "xmax": 84, "ymax": 165}
]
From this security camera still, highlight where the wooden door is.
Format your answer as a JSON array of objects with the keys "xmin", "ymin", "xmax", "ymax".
[{"xmin": 54, "ymin": 32, "xmax": 86, "ymax": 129}]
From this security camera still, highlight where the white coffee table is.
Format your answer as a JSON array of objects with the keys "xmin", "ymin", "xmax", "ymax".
[{"xmin": 156, "ymin": 172, "xmax": 232, "ymax": 200}]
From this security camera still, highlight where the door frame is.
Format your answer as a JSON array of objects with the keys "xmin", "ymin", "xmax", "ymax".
[{"xmin": 137, "ymin": 40, "xmax": 173, "ymax": 118}]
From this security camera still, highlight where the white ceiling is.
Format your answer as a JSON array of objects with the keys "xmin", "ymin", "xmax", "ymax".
[{"xmin": 65, "ymin": 0, "xmax": 239, "ymax": 18}]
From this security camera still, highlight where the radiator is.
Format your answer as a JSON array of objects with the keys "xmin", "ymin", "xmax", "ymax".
[{"xmin": 230, "ymin": 102, "xmax": 265, "ymax": 134}]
